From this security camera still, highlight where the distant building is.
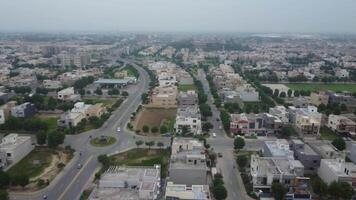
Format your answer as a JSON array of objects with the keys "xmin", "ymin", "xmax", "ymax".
[
  {"xmin": 0, "ymin": 134, "xmax": 34, "ymax": 169},
  {"xmin": 89, "ymin": 165, "xmax": 161, "ymax": 200},
  {"xmin": 42, "ymin": 79, "xmax": 62, "ymax": 89},
  {"xmin": 57, "ymin": 87, "xmax": 80, "ymax": 102},
  {"xmin": 11, "ymin": 102, "xmax": 36, "ymax": 118},
  {"xmin": 327, "ymin": 91, "xmax": 356, "ymax": 109},
  {"xmin": 0, "ymin": 101, "xmax": 16, "ymax": 124},
  {"xmin": 328, "ymin": 114, "xmax": 356, "ymax": 135},
  {"xmin": 310, "ymin": 92, "xmax": 329, "ymax": 106},
  {"xmin": 165, "ymin": 182, "xmax": 211, "ymax": 200},
  {"xmin": 288, "ymin": 106, "xmax": 322, "ymax": 137},
  {"xmin": 269, "ymin": 106, "xmax": 289, "ymax": 123},
  {"xmin": 169, "ymin": 138, "xmax": 208, "ymax": 186}
]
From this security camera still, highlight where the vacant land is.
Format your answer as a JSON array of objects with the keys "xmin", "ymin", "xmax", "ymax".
[
  {"xmin": 320, "ymin": 126, "xmax": 338, "ymax": 141},
  {"xmin": 178, "ymin": 84, "xmax": 196, "ymax": 92},
  {"xmin": 82, "ymin": 97, "xmax": 117, "ymax": 107},
  {"xmin": 285, "ymin": 83, "xmax": 356, "ymax": 92},
  {"xmin": 110, "ymin": 148, "xmax": 170, "ymax": 178},
  {"xmin": 133, "ymin": 108, "xmax": 176, "ymax": 136}
]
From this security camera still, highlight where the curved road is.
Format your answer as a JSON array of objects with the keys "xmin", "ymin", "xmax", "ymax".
[{"xmin": 11, "ymin": 59, "xmax": 170, "ymax": 200}]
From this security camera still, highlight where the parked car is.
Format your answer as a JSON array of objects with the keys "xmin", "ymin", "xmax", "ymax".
[
  {"xmin": 212, "ymin": 133, "xmax": 217, "ymax": 137},
  {"xmin": 117, "ymin": 127, "xmax": 121, "ymax": 132}
]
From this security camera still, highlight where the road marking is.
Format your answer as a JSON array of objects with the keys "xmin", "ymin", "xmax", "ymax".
[{"xmin": 58, "ymin": 155, "xmax": 94, "ymax": 200}]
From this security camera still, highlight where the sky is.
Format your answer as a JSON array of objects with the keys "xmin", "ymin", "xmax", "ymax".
[{"xmin": 0, "ymin": 0, "xmax": 356, "ymax": 34}]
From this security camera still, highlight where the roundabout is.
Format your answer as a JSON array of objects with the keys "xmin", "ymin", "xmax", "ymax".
[{"xmin": 90, "ymin": 136, "xmax": 117, "ymax": 147}]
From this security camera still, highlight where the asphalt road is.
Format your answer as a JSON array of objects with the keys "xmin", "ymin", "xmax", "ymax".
[{"xmin": 10, "ymin": 59, "xmax": 170, "ymax": 200}]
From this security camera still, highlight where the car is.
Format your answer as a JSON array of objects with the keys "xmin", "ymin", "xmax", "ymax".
[
  {"xmin": 218, "ymin": 152, "xmax": 223, "ymax": 157},
  {"xmin": 216, "ymin": 118, "xmax": 220, "ymax": 122},
  {"xmin": 212, "ymin": 133, "xmax": 217, "ymax": 137},
  {"xmin": 43, "ymin": 195, "xmax": 47, "ymax": 199},
  {"xmin": 77, "ymin": 164, "xmax": 82, "ymax": 169},
  {"xmin": 117, "ymin": 127, "xmax": 121, "ymax": 132}
]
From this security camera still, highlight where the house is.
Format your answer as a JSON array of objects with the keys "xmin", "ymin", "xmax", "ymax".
[
  {"xmin": 250, "ymin": 155, "xmax": 305, "ymax": 194},
  {"xmin": 230, "ymin": 113, "xmax": 282, "ymax": 136},
  {"xmin": 0, "ymin": 134, "xmax": 34, "ymax": 169},
  {"xmin": 149, "ymin": 85, "xmax": 178, "ymax": 108},
  {"xmin": 263, "ymin": 139, "xmax": 294, "ymax": 159},
  {"xmin": 89, "ymin": 165, "xmax": 161, "ymax": 200},
  {"xmin": 0, "ymin": 101, "xmax": 16, "ymax": 124},
  {"xmin": 178, "ymin": 90, "xmax": 198, "ymax": 107},
  {"xmin": 328, "ymin": 114, "xmax": 356, "ymax": 135},
  {"xmin": 11, "ymin": 102, "xmax": 36, "ymax": 118},
  {"xmin": 292, "ymin": 97, "xmax": 309, "ymax": 108},
  {"xmin": 269, "ymin": 106, "xmax": 289, "ymax": 123},
  {"xmin": 335, "ymin": 68, "xmax": 349, "ymax": 78},
  {"xmin": 310, "ymin": 92, "xmax": 329, "ymax": 106},
  {"xmin": 169, "ymin": 138, "xmax": 208, "ymax": 186},
  {"xmin": 57, "ymin": 87, "xmax": 80, "ymax": 102},
  {"xmin": 165, "ymin": 182, "xmax": 211, "ymax": 200},
  {"xmin": 174, "ymin": 106, "xmax": 202, "ymax": 135},
  {"xmin": 306, "ymin": 139, "xmax": 342, "ymax": 159},
  {"xmin": 289, "ymin": 106, "xmax": 322, "ymax": 137},
  {"xmin": 290, "ymin": 139, "xmax": 321, "ymax": 174},
  {"xmin": 57, "ymin": 112, "xmax": 85, "ymax": 128},
  {"xmin": 42, "ymin": 79, "xmax": 62, "ymax": 89},
  {"xmin": 318, "ymin": 158, "xmax": 356, "ymax": 188},
  {"xmin": 327, "ymin": 91, "xmax": 356, "ymax": 109}
]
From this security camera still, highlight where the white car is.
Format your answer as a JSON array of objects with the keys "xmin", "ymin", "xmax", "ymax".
[
  {"xmin": 117, "ymin": 127, "xmax": 121, "ymax": 132},
  {"xmin": 212, "ymin": 133, "xmax": 217, "ymax": 137}
]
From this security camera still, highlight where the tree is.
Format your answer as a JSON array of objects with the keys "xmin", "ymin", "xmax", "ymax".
[
  {"xmin": 287, "ymin": 89, "xmax": 293, "ymax": 97},
  {"xmin": 340, "ymin": 104, "xmax": 347, "ymax": 111},
  {"xmin": 151, "ymin": 126, "xmax": 158, "ymax": 133},
  {"xmin": 47, "ymin": 131, "xmax": 65, "ymax": 148},
  {"xmin": 213, "ymin": 184, "xmax": 227, "ymax": 200},
  {"xmin": 202, "ymin": 122, "xmax": 213, "ymax": 132},
  {"xmin": 145, "ymin": 141, "xmax": 155, "ymax": 149},
  {"xmin": 273, "ymin": 89, "xmax": 279, "ymax": 97},
  {"xmin": 157, "ymin": 142, "xmax": 164, "ymax": 149},
  {"xmin": 36, "ymin": 131, "xmax": 47, "ymax": 145},
  {"xmin": 234, "ymin": 137, "xmax": 245, "ymax": 151},
  {"xmin": 279, "ymin": 91, "xmax": 286, "ymax": 98},
  {"xmin": 95, "ymin": 88, "xmax": 103, "ymax": 95},
  {"xmin": 181, "ymin": 126, "xmax": 190, "ymax": 136},
  {"xmin": 318, "ymin": 103, "xmax": 326, "ymax": 112},
  {"xmin": 135, "ymin": 140, "xmax": 144, "ymax": 148},
  {"xmin": 142, "ymin": 125, "xmax": 149, "ymax": 133},
  {"xmin": 141, "ymin": 93, "xmax": 149, "ymax": 104},
  {"xmin": 272, "ymin": 182, "xmax": 287, "ymax": 200},
  {"xmin": 97, "ymin": 154, "xmax": 110, "ymax": 166},
  {"xmin": 160, "ymin": 125, "xmax": 168, "ymax": 134},
  {"xmin": 0, "ymin": 170, "xmax": 10, "ymax": 189},
  {"xmin": 332, "ymin": 137, "xmax": 346, "ymax": 151},
  {"xmin": 338, "ymin": 181, "xmax": 355, "ymax": 200},
  {"xmin": 281, "ymin": 125, "xmax": 297, "ymax": 138},
  {"xmin": 294, "ymin": 90, "xmax": 300, "ymax": 97},
  {"xmin": 236, "ymin": 155, "xmax": 248, "ymax": 169},
  {"xmin": 121, "ymin": 91, "xmax": 129, "ymax": 97},
  {"xmin": 0, "ymin": 189, "xmax": 9, "ymax": 200},
  {"xmin": 11, "ymin": 174, "xmax": 29, "ymax": 189}
]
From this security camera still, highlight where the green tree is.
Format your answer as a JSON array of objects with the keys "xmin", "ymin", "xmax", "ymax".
[
  {"xmin": 281, "ymin": 125, "xmax": 297, "ymax": 138},
  {"xmin": 36, "ymin": 131, "xmax": 47, "ymax": 145},
  {"xmin": 234, "ymin": 137, "xmax": 245, "ymax": 151},
  {"xmin": 279, "ymin": 91, "xmax": 286, "ymax": 98},
  {"xmin": 294, "ymin": 90, "xmax": 300, "ymax": 97},
  {"xmin": 332, "ymin": 137, "xmax": 346, "ymax": 151},
  {"xmin": 0, "ymin": 170, "xmax": 10, "ymax": 189},
  {"xmin": 160, "ymin": 125, "xmax": 168, "ymax": 134},
  {"xmin": 287, "ymin": 89, "xmax": 293, "ymax": 97},
  {"xmin": 47, "ymin": 131, "xmax": 65, "ymax": 148},
  {"xmin": 95, "ymin": 88, "xmax": 103, "ymax": 95},
  {"xmin": 151, "ymin": 126, "xmax": 158, "ymax": 133},
  {"xmin": 135, "ymin": 140, "xmax": 144, "ymax": 148},
  {"xmin": 157, "ymin": 142, "xmax": 164, "ymax": 149},
  {"xmin": 97, "ymin": 154, "xmax": 110, "ymax": 166},
  {"xmin": 11, "ymin": 174, "xmax": 29, "ymax": 189},
  {"xmin": 142, "ymin": 125, "xmax": 149, "ymax": 133},
  {"xmin": 0, "ymin": 189, "xmax": 9, "ymax": 200},
  {"xmin": 121, "ymin": 91, "xmax": 129, "ymax": 97},
  {"xmin": 213, "ymin": 184, "xmax": 227, "ymax": 200},
  {"xmin": 236, "ymin": 155, "xmax": 248, "ymax": 169},
  {"xmin": 145, "ymin": 141, "xmax": 155, "ymax": 149},
  {"xmin": 272, "ymin": 182, "xmax": 287, "ymax": 200},
  {"xmin": 273, "ymin": 89, "xmax": 280, "ymax": 97}
]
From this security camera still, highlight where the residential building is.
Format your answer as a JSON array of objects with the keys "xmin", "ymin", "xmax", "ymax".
[
  {"xmin": 0, "ymin": 101, "xmax": 16, "ymax": 124},
  {"xmin": 165, "ymin": 182, "xmax": 211, "ymax": 200},
  {"xmin": 89, "ymin": 165, "xmax": 161, "ymax": 200},
  {"xmin": 11, "ymin": 102, "xmax": 36, "ymax": 118},
  {"xmin": 306, "ymin": 139, "xmax": 342, "ymax": 159},
  {"xmin": 169, "ymin": 138, "xmax": 208, "ymax": 186},
  {"xmin": 269, "ymin": 106, "xmax": 289, "ymax": 123},
  {"xmin": 42, "ymin": 79, "xmax": 62, "ymax": 89},
  {"xmin": 328, "ymin": 114, "xmax": 356, "ymax": 135},
  {"xmin": 57, "ymin": 112, "xmax": 85, "ymax": 128},
  {"xmin": 230, "ymin": 113, "xmax": 282, "ymax": 136},
  {"xmin": 178, "ymin": 90, "xmax": 198, "ymax": 107},
  {"xmin": 174, "ymin": 106, "xmax": 202, "ymax": 135},
  {"xmin": 318, "ymin": 158, "xmax": 356, "ymax": 188},
  {"xmin": 149, "ymin": 85, "xmax": 178, "ymax": 108},
  {"xmin": 263, "ymin": 139, "xmax": 294, "ymax": 159},
  {"xmin": 292, "ymin": 97, "xmax": 309, "ymax": 108},
  {"xmin": 57, "ymin": 87, "xmax": 81, "ymax": 102},
  {"xmin": 290, "ymin": 139, "xmax": 321, "ymax": 174},
  {"xmin": 327, "ymin": 91, "xmax": 356, "ymax": 109},
  {"xmin": 310, "ymin": 92, "xmax": 329, "ymax": 106},
  {"xmin": 0, "ymin": 134, "xmax": 34, "ymax": 168},
  {"xmin": 289, "ymin": 106, "xmax": 322, "ymax": 137},
  {"xmin": 250, "ymin": 155, "xmax": 304, "ymax": 193}
]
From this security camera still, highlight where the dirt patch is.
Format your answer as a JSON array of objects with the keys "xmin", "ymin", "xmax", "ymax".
[{"xmin": 133, "ymin": 107, "xmax": 176, "ymax": 136}]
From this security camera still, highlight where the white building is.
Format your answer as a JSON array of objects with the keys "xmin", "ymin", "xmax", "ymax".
[
  {"xmin": 174, "ymin": 106, "xmax": 202, "ymax": 135},
  {"xmin": 165, "ymin": 182, "xmax": 211, "ymax": 200},
  {"xmin": 318, "ymin": 158, "xmax": 356, "ymax": 188},
  {"xmin": 0, "ymin": 134, "xmax": 34, "ymax": 169},
  {"xmin": 263, "ymin": 139, "xmax": 294, "ymax": 159},
  {"xmin": 289, "ymin": 106, "xmax": 322, "ymax": 137},
  {"xmin": 269, "ymin": 106, "xmax": 289, "ymax": 123},
  {"xmin": 57, "ymin": 87, "xmax": 80, "ymax": 101},
  {"xmin": 327, "ymin": 114, "xmax": 356, "ymax": 134}
]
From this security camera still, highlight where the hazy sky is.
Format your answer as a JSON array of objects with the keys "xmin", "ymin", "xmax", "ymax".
[{"xmin": 1, "ymin": 0, "xmax": 356, "ymax": 33}]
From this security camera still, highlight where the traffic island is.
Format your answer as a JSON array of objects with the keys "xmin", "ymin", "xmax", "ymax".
[{"xmin": 90, "ymin": 136, "xmax": 117, "ymax": 147}]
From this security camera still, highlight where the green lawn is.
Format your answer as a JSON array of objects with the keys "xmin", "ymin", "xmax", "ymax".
[
  {"xmin": 110, "ymin": 148, "xmax": 170, "ymax": 178},
  {"xmin": 7, "ymin": 148, "xmax": 53, "ymax": 178},
  {"xmin": 42, "ymin": 117, "xmax": 58, "ymax": 132},
  {"xmin": 320, "ymin": 126, "xmax": 338, "ymax": 140},
  {"xmin": 82, "ymin": 98, "xmax": 117, "ymax": 107},
  {"xmin": 161, "ymin": 117, "xmax": 176, "ymax": 134},
  {"xmin": 90, "ymin": 136, "xmax": 117, "ymax": 147},
  {"xmin": 178, "ymin": 84, "xmax": 197, "ymax": 92},
  {"xmin": 285, "ymin": 83, "xmax": 356, "ymax": 92}
]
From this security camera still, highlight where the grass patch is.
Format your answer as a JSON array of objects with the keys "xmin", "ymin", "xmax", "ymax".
[
  {"xmin": 161, "ymin": 117, "xmax": 176, "ymax": 133},
  {"xmin": 42, "ymin": 117, "xmax": 58, "ymax": 132},
  {"xmin": 90, "ymin": 136, "xmax": 117, "ymax": 147},
  {"xmin": 178, "ymin": 84, "xmax": 197, "ymax": 92},
  {"xmin": 285, "ymin": 83, "xmax": 356, "ymax": 92},
  {"xmin": 82, "ymin": 98, "xmax": 117, "ymax": 107},
  {"xmin": 320, "ymin": 126, "xmax": 338, "ymax": 140},
  {"xmin": 110, "ymin": 148, "xmax": 170, "ymax": 178},
  {"xmin": 7, "ymin": 148, "xmax": 54, "ymax": 178}
]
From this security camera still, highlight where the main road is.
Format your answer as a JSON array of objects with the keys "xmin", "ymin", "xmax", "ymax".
[{"xmin": 11, "ymin": 59, "xmax": 170, "ymax": 200}]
